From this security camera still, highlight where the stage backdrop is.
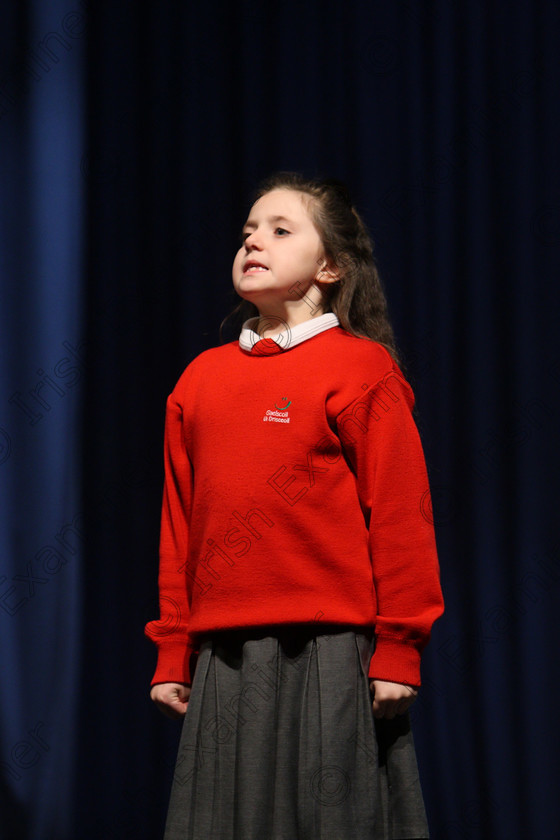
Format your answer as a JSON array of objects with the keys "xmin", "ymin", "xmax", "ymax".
[{"xmin": 1, "ymin": 1, "xmax": 558, "ymax": 838}]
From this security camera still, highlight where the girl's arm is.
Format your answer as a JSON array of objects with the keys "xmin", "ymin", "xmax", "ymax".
[
  {"xmin": 145, "ymin": 385, "xmax": 198, "ymax": 690},
  {"xmin": 336, "ymin": 367, "xmax": 444, "ymax": 689}
]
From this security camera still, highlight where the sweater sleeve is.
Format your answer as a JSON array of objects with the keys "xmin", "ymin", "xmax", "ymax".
[
  {"xmin": 144, "ymin": 387, "xmax": 197, "ymax": 686},
  {"xmin": 336, "ymin": 367, "xmax": 444, "ymax": 687}
]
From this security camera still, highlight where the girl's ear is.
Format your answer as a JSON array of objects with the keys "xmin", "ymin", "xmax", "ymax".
[{"xmin": 315, "ymin": 261, "xmax": 340, "ymax": 284}]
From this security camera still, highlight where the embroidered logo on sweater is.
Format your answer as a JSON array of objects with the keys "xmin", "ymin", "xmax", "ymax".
[{"xmin": 263, "ymin": 398, "xmax": 292, "ymax": 424}]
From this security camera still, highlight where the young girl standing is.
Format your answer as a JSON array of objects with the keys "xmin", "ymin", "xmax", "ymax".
[{"xmin": 145, "ymin": 172, "xmax": 444, "ymax": 840}]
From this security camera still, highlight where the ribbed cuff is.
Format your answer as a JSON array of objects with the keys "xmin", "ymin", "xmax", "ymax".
[
  {"xmin": 147, "ymin": 640, "xmax": 198, "ymax": 686},
  {"xmin": 368, "ymin": 636, "xmax": 422, "ymax": 687}
]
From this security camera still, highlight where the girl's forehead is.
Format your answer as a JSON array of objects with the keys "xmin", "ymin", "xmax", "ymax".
[{"xmin": 249, "ymin": 188, "xmax": 311, "ymax": 218}]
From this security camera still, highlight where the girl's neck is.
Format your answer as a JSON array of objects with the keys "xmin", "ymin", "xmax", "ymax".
[
  {"xmin": 252, "ymin": 284, "xmax": 327, "ymax": 338},
  {"xmin": 253, "ymin": 306, "xmax": 327, "ymax": 338}
]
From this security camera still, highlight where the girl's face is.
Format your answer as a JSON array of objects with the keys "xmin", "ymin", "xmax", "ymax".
[{"xmin": 232, "ymin": 189, "xmax": 327, "ymax": 310}]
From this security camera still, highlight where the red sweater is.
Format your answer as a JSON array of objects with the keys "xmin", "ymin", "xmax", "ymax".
[{"xmin": 145, "ymin": 318, "xmax": 444, "ymax": 688}]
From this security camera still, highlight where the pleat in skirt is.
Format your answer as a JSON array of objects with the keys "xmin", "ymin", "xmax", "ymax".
[{"xmin": 163, "ymin": 627, "xmax": 429, "ymax": 840}]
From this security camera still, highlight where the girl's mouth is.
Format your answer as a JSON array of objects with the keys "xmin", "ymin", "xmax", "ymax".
[{"xmin": 243, "ymin": 260, "xmax": 268, "ymax": 273}]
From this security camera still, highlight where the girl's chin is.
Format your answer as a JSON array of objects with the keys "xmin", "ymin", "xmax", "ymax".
[
  {"xmin": 234, "ymin": 284, "xmax": 271, "ymax": 301},
  {"xmin": 235, "ymin": 286, "xmax": 261, "ymax": 301}
]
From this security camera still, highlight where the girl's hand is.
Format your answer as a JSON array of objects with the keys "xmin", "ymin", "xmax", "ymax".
[
  {"xmin": 150, "ymin": 682, "xmax": 191, "ymax": 720},
  {"xmin": 370, "ymin": 679, "xmax": 418, "ymax": 720}
]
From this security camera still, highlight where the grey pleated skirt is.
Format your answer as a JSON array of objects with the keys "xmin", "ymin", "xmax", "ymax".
[{"xmin": 163, "ymin": 627, "xmax": 429, "ymax": 840}]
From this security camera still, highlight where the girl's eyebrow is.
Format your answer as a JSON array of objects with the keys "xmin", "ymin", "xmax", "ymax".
[{"xmin": 243, "ymin": 214, "xmax": 293, "ymax": 230}]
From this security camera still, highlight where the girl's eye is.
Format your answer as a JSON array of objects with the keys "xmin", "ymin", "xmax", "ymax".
[{"xmin": 240, "ymin": 226, "xmax": 290, "ymax": 242}]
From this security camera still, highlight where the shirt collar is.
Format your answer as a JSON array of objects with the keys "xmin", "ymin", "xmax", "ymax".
[{"xmin": 239, "ymin": 312, "xmax": 340, "ymax": 355}]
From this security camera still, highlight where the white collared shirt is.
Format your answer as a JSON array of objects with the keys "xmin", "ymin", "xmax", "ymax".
[{"xmin": 239, "ymin": 312, "xmax": 340, "ymax": 353}]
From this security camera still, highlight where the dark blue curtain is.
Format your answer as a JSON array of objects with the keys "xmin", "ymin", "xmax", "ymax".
[
  {"xmin": 1, "ymin": 1, "xmax": 558, "ymax": 838},
  {"xmin": 0, "ymin": 2, "xmax": 86, "ymax": 838}
]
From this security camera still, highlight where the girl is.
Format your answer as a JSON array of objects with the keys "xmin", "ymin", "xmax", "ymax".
[{"xmin": 145, "ymin": 172, "xmax": 444, "ymax": 840}]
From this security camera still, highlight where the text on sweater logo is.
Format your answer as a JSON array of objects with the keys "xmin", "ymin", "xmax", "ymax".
[{"xmin": 263, "ymin": 398, "xmax": 292, "ymax": 424}]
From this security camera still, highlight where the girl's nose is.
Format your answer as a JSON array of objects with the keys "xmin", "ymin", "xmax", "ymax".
[{"xmin": 245, "ymin": 229, "xmax": 262, "ymax": 249}]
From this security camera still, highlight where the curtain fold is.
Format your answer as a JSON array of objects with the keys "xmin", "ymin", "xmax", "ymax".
[{"xmin": 0, "ymin": 2, "xmax": 86, "ymax": 838}]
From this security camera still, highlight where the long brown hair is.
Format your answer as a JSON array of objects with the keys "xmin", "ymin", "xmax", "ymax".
[{"xmin": 221, "ymin": 171, "xmax": 401, "ymax": 365}]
